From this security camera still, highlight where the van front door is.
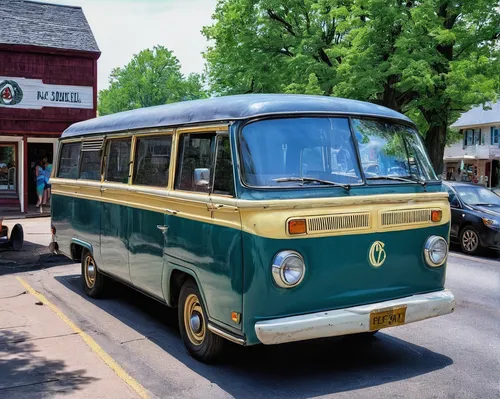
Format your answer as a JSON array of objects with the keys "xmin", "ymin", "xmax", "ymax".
[{"xmin": 164, "ymin": 131, "xmax": 243, "ymax": 330}]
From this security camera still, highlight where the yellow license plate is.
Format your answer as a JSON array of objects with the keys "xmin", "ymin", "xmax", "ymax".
[{"xmin": 369, "ymin": 305, "xmax": 407, "ymax": 330}]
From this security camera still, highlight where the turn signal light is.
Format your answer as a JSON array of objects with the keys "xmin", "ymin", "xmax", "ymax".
[
  {"xmin": 288, "ymin": 219, "xmax": 306, "ymax": 235},
  {"xmin": 231, "ymin": 312, "xmax": 241, "ymax": 324},
  {"xmin": 431, "ymin": 210, "xmax": 442, "ymax": 222}
]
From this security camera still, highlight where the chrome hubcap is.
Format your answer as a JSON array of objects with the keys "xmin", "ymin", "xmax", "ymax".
[
  {"xmin": 190, "ymin": 312, "xmax": 202, "ymax": 334},
  {"xmin": 184, "ymin": 294, "xmax": 206, "ymax": 346},
  {"xmin": 463, "ymin": 230, "xmax": 478, "ymax": 252},
  {"xmin": 84, "ymin": 256, "xmax": 96, "ymax": 288}
]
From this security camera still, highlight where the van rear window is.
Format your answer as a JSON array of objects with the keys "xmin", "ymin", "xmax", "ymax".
[
  {"xmin": 80, "ymin": 151, "xmax": 102, "ymax": 181},
  {"xmin": 57, "ymin": 142, "xmax": 81, "ymax": 179}
]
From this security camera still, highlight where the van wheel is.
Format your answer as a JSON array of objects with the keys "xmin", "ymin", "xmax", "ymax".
[
  {"xmin": 81, "ymin": 250, "xmax": 106, "ymax": 298},
  {"xmin": 178, "ymin": 280, "xmax": 225, "ymax": 363},
  {"xmin": 460, "ymin": 226, "xmax": 481, "ymax": 255}
]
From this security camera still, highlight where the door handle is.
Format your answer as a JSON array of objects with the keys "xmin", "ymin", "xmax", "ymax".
[
  {"xmin": 207, "ymin": 204, "xmax": 224, "ymax": 211},
  {"xmin": 157, "ymin": 225, "xmax": 169, "ymax": 232},
  {"xmin": 100, "ymin": 188, "xmax": 107, "ymax": 192},
  {"xmin": 165, "ymin": 208, "xmax": 178, "ymax": 215}
]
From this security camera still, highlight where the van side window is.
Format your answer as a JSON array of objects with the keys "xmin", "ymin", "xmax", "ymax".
[
  {"xmin": 175, "ymin": 133, "xmax": 215, "ymax": 193},
  {"xmin": 213, "ymin": 136, "xmax": 234, "ymax": 196},
  {"xmin": 57, "ymin": 142, "xmax": 81, "ymax": 179},
  {"xmin": 134, "ymin": 135, "xmax": 172, "ymax": 186},
  {"xmin": 105, "ymin": 139, "xmax": 131, "ymax": 183},
  {"xmin": 80, "ymin": 151, "xmax": 102, "ymax": 180}
]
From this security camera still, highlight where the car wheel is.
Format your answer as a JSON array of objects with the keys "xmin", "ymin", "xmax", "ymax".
[
  {"xmin": 178, "ymin": 279, "xmax": 225, "ymax": 363},
  {"xmin": 81, "ymin": 249, "xmax": 106, "ymax": 298},
  {"xmin": 460, "ymin": 226, "xmax": 481, "ymax": 255}
]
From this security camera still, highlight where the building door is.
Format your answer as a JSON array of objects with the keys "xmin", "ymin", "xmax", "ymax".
[
  {"xmin": 492, "ymin": 160, "xmax": 500, "ymax": 188},
  {"xmin": 485, "ymin": 162, "xmax": 491, "ymax": 187},
  {"xmin": 0, "ymin": 143, "xmax": 17, "ymax": 194},
  {"xmin": 27, "ymin": 143, "xmax": 53, "ymax": 204}
]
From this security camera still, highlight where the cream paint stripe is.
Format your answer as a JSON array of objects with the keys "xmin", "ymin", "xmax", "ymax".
[{"xmin": 16, "ymin": 277, "xmax": 149, "ymax": 399}]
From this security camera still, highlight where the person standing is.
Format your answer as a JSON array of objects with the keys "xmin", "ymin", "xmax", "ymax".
[
  {"xmin": 35, "ymin": 159, "xmax": 45, "ymax": 208},
  {"xmin": 42, "ymin": 157, "xmax": 52, "ymax": 205}
]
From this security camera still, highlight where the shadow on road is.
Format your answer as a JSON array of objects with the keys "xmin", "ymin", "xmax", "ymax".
[
  {"xmin": 449, "ymin": 244, "xmax": 500, "ymax": 261},
  {"xmin": 0, "ymin": 329, "xmax": 97, "ymax": 396},
  {"xmin": 0, "ymin": 239, "xmax": 71, "ymax": 276},
  {"xmin": 55, "ymin": 274, "xmax": 454, "ymax": 398}
]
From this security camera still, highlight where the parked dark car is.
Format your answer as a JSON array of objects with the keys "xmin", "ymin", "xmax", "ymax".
[{"xmin": 443, "ymin": 182, "xmax": 500, "ymax": 255}]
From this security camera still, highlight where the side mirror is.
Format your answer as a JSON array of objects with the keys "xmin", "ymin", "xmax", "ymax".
[
  {"xmin": 194, "ymin": 168, "xmax": 210, "ymax": 189},
  {"xmin": 449, "ymin": 196, "xmax": 460, "ymax": 208}
]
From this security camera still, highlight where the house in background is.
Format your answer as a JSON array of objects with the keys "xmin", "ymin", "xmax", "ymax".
[
  {"xmin": 0, "ymin": 0, "xmax": 99, "ymax": 215},
  {"xmin": 443, "ymin": 101, "xmax": 500, "ymax": 188}
]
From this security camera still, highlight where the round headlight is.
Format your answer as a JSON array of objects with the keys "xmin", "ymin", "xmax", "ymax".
[
  {"xmin": 424, "ymin": 236, "xmax": 448, "ymax": 267},
  {"xmin": 272, "ymin": 250, "xmax": 305, "ymax": 288}
]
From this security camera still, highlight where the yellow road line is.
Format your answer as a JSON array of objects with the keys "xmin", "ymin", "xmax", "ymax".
[{"xmin": 16, "ymin": 277, "xmax": 149, "ymax": 399}]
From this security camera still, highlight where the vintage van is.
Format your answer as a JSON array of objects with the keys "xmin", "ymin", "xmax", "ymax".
[{"xmin": 51, "ymin": 94, "xmax": 455, "ymax": 362}]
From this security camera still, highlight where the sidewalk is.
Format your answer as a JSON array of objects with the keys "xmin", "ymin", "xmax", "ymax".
[
  {"xmin": 0, "ymin": 218, "xmax": 65, "ymax": 275},
  {"xmin": 0, "ymin": 275, "xmax": 139, "ymax": 398}
]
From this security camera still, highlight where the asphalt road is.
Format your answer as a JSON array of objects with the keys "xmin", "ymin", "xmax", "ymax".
[{"xmin": 13, "ymin": 249, "xmax": 500, "ymax": 399}]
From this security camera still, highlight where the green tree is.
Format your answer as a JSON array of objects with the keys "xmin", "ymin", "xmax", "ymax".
[
  {"xmin": 98, "ymin": 46, "xmax": 207, "ymax": 116},
  {"xmin": 203, "ymin": 0, "xmax": 500, "ymax": 173}
]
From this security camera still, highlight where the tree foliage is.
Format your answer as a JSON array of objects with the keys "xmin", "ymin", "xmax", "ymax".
[
  {"xmin": 203, "ymin": 0, "xmax": 500, "ymax": 172},
  {"xmin": 98, "ymin": 46, "xmax": 207, "ymax": 116}
]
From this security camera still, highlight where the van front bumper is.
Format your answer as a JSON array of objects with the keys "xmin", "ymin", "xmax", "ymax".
[{"xmin": 255, "ymin": 289, "xmax": 455, "ymax": 345}]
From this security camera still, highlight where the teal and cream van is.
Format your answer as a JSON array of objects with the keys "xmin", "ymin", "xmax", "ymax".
[{"xmin": 51, "ymin": 94, "xmax": 455, "ymax": 362}]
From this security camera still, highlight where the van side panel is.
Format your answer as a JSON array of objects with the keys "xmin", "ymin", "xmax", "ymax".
[
  {"xmin": 51, "ymin": 192, "xmax": 102, "ymax": 265},
  {"xmin": 128, "ymin": 207, "xmax": 166, "ymax": 300},
  {"xmin": 100, "ymin": 201, "xmax": 130, "ymax": 282}
]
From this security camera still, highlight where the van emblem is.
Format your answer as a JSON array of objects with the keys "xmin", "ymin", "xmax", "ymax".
[
  {"xmin": 369, "ymin": 241, "xmax": 386, "ymax": 268},
  {"xmin": 0, "ymin": 80, "xmax": 23, "ymax": 106}
]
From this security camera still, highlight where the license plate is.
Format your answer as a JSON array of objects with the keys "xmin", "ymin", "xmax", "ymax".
[{"xmin": 369, "ymin": 305, "xmax": 407, "ymax": 330}]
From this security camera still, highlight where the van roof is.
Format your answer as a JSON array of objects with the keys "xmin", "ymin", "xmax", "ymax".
[{"xmin": 62, "ymin": 94, "xmax": 413, "ymax": 138}]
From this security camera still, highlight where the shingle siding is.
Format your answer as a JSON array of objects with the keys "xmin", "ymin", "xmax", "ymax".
[{"xmin": 0, "ymin": 0, "xmax": 99, "ymax": 53}]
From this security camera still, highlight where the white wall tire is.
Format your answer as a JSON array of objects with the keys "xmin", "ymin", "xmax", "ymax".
[
  {"xmin": 178, "ymin": 279, "xmax": 225, "ymax": 363},
  {"xmin": 81, "ymin": 250, "xmax": 106, "ymax": 298}
]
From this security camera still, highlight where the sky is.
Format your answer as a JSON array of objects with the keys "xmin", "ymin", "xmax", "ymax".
[{"xmin": 44, "ymin": 0, "xmax": 218, "ymax": 91}]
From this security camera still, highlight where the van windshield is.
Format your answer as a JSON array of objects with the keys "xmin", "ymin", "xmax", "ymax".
[
  {"xmin": 239, "ymin": 117, "xmax": 437, "ymax": 188},
  {"xmin": 351, "ymin": 119, "xmax": 437, "ymax": 182}
]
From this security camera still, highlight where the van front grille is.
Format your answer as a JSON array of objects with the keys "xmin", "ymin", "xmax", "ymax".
[
  {"xmin": 307, "ymin": 213, "xmax": 371, "ymax": 234},
  {"xmin": 381, "ymin": 209, "xmax": 431, "ymax": 227}
]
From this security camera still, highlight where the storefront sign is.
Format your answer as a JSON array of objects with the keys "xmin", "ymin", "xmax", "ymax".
[{"xmin": 0, "ymin": 77, "xmax": 93, "ymax": 109}]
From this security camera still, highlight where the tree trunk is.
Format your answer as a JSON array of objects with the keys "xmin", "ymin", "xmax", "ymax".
[{"xmin": 424, "ymin": 122, "xmax": 447, "ymax": 176}]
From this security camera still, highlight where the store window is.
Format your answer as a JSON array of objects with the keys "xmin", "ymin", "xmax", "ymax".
[
  {"xmin": 492, "ymin": 127, "xmax": 499, "ymax": 145},
  {"xmin": 464, "ymin": 129, "xmax": 481, "ymax": 146}
]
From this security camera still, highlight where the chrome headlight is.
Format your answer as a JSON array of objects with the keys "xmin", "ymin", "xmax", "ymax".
[
  {"xmin": 424, "ymin": 236, "xmax": 448, "ymax": 267},
  {"xmin": 272, "ymin": 250, "xmax": 306, "ymax": 288}
]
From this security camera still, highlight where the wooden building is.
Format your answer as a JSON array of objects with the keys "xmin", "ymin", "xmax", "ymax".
[{"xmin": 0, "ymin": 0, "xmax": 100, "ymax": 214}]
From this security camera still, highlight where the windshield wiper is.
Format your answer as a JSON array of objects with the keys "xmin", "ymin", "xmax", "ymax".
[
  {"xmin": 273, "ymin": 177, "xmax": 351, "ymax": 191},
  {"xmin": 366, "ymin": 176, "xmax": 427, "ymax": 191}
]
